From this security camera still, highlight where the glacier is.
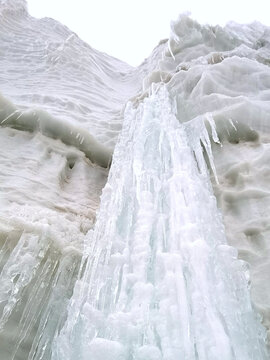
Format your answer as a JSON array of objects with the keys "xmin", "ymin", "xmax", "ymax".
[{"xmin": 0, "ymin": 1, "xmax": 270, "ymax": 359}]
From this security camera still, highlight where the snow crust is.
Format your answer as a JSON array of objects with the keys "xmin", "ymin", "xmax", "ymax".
[{"xmin": 0, "ymin": 4, "xmax": 269, "ymax": 360}]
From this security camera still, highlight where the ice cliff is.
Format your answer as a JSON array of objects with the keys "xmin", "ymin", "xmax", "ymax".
[{"xmin": 0, "ymin": 1, "xmax": 270, "ymax": 359}]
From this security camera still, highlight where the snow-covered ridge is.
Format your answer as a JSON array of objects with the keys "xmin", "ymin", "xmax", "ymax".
[
  {"xmin": 0, "ymin": 2, "xmax": 270, "ymax": 359},
  {"xmin": 0, "ymin": 0, "xmax": 147, "ymax": 150}
]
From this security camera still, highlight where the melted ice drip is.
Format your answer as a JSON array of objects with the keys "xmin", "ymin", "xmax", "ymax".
[{"xmin": 52, "ymin": 87, "xmax": 268, "ymax": 360}]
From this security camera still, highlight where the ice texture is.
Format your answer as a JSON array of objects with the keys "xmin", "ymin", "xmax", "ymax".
[
  {"xmin": 0, "ymin": 3, "xmax": 270, "ymax": 360},
  {"xmin": 52, "ymin": 88, "xmax": 268, "ymax": 359}
]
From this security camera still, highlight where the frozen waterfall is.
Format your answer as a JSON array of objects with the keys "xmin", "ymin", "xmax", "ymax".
[
  {"xmin": 0, "ymin": 1, "xmax": 270, "ymax": 359},
  {"xmin": 52, "ymin": 87, "xmax": 267, "ymax": 359}
]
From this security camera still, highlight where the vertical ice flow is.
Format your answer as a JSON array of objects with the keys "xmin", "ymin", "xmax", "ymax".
[{"xmin": 52, "ymin": 86, "xmax": 268, "ymax": 360}]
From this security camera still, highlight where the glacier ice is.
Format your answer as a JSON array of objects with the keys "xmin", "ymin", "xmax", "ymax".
[{"xmin": 0, "ymin": 2, "xmax": 270, "ymax": 360}]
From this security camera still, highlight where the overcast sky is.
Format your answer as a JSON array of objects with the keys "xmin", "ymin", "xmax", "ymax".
[{"xmin": 27, "ymin": 0, "xmax": 269, "ymax": 66}]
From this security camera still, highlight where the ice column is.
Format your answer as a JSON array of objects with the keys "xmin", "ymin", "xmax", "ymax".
[{"xmin": 52, "ymin": 86, "xmax": 268, "ymax": 360}]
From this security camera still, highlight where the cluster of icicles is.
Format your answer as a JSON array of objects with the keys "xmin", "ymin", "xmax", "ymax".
[{"xmin": 50, "ymin": 87, "xmax": 267, "ymax": 360}]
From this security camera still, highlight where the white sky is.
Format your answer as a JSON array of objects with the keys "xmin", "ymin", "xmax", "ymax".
[{"xmin": 27, "ymin": 0, "xmax": 270, "ymax": 66}]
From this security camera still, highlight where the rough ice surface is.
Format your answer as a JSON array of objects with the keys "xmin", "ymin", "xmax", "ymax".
[
  {"xmin": 52, "ymin": 87, "xmax": 268, "ymax": 360},
  {"xmin": 0, "ymin": 1, "xmax": 270, "ymax": 359}
]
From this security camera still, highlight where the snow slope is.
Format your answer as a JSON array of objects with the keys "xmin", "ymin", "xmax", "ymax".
[{"xmin": 0, "ymin": 1, "xmax": 270, "ymax": 359}]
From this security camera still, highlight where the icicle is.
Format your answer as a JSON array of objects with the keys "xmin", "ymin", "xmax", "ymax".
[
  {"xmin": 205, "ymin": 112, "xmax": 221, "ymax": 144},
  {"xmin": 228, "ymin": 117, "xmax": 237, "ymax": 131},
  {"xmin": 167, "ymin": 39, "xmax": 175, "ymax": 61},
  {"xmin": 200, "ymin": 121, "xmax": 220, "ymax": 185}
]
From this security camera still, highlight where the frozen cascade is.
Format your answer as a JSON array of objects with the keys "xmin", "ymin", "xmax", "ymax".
[
  {"xmin": 0, "ymin": 3, "xmax": 270, "ymax": 358},
  {"xmin": 52, "ymin": 87, "xmax": 268, "ymax": 360}
]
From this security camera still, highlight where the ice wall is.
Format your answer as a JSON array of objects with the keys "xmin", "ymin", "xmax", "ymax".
[
  {"xmin": 162, "ymin": 16, "xmax": 270, "ymax": 347},
  {"xmin": 0, "ymin": 2, "xmax": 270, "ymax": 359},
  {"xmin": 0, "ymin": 3, "xmax": 142, "ymax": 358}
]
